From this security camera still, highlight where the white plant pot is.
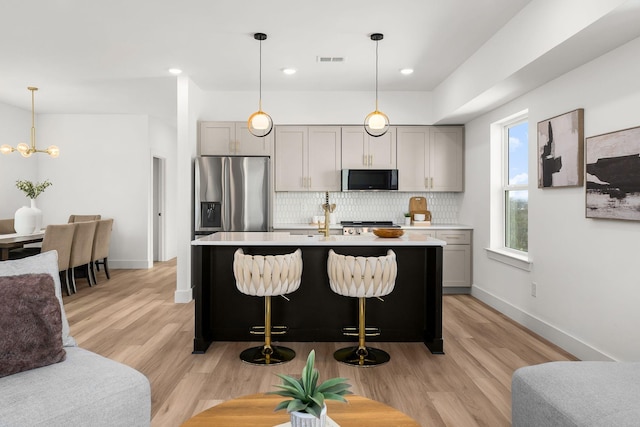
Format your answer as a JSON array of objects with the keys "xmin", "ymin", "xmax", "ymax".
[
  {"xmin": 14, "ymin": 205, "xmax": 37, "ymax": 235},
  {"xmin": 30, "ymin": 199, "xmax": 42, "ymax": 231},
  {"xmin": 404, "ymin": 217, "xmax": 411, "ymax": 225},
  {"xmin": 290, "ymin": 405, "xmax": 327, "ymax": 427}
]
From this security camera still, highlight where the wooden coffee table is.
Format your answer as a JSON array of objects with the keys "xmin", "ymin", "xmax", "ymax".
[{"xmin": 181, "ymin": 393, "xmax": 420, "ymax": 427}]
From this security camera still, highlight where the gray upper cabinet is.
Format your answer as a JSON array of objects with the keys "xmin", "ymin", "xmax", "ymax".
[
  {"xmin": 341, "ymin": 126, "xmax": 396, "ymax": 169},
  {"xmin": 274, "ymin": 126, "xmax": 341, "ymax": 192},
  {"xmin": 397, "ymin": 126, "xmax": 464, "ymax": 192},
  {"xmin": 199, "ymin": 121, "xmax": 273, "ymax": 156}
]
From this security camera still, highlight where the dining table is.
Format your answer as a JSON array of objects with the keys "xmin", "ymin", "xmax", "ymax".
[{"xmin": 0, "ymin": 230, "xmax": 45, "ymax": 261}]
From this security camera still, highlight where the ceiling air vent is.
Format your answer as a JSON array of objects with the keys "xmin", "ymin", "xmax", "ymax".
[{"xmin": 317, "ymin": 56, "xmax": 346, "ymax": 63}]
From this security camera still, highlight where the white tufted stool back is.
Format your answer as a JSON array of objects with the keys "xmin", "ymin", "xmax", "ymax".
[
  {"xmin": 327, "ymin": 249, "xmax": 397, "ymax": 366},
  {"xmin": 232, "ymin": 248, "xmax": 302, "ymax": 365},
  {"xmin": 233, "ymin": 248, "xmax": 302, "ymax": 297},
  {"xmin": 327, "ymin": 249, "xmax": 397, "ymax": 298}
]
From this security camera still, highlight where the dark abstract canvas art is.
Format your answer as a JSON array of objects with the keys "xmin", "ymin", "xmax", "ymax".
[
  {"xmin": 537, "ymin": 109, "xmax": 584, "ymax": 188},
  {"xmin": 586, "ymin": 125, "xmax": 640, "ymax": 221}
]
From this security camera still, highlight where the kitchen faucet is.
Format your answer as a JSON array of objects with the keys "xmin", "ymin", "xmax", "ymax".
[{"xmin": 319, "ymin": 192, "xmax": 335, "ymax": 237}]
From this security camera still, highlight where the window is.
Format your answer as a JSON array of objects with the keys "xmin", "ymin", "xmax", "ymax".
[
  {"xmin": 487, "ymin": 110, "xmax": 530, "ymax": 270},
  {"xmin": 504, "ymin": 119, "xmax": 528, "ymax": 252}
]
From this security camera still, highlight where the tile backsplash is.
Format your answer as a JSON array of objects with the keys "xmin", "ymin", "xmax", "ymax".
[{"xmin": 274, "ymin": 192, "xmax": 461, "ymax": 225}]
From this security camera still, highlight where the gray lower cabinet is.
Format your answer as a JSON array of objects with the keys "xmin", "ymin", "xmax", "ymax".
[{"xmin": 406, "ymin": 229, "xmax": 472, "ymax": 288}]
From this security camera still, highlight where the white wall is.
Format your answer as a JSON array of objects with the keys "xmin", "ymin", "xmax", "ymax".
[
  {"xmin": 37, "ymin": 114, "xmax": 152, "ymax": 268},
  {"xmin": 0, "ymin": 102, "xmax": 38, "ymax": 218},
  {"xmin": 461, "ymin": 35, "xmax": 640, "ymax": 361},
  {"xmin": 200, "ymin": 90, "xmax": 434, "ymax": 125},
  {"xmin": 150, "ymin": 116, "xmax": 178, "ymax": 261}
]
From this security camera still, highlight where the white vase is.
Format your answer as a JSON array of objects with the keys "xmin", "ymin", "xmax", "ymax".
[
  {"xmin": 290, "ymin": 405, "xmax": 327, "ymax": 427},
  {"xmin": 14, "ymin": 205, "xmax": 37, "ymax": 235},
  {"xmin": 30, "ymin": 199, "xmax": 42, "ymax": 231}
]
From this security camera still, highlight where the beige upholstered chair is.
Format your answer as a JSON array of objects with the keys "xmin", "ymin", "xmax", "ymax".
[
  {"xmin": 90, "ymin": 219, "xmax": 114, "ymax": 284},
  {"xmin": 233, "ymin": 248, "xmax": 302, "ymax": 365},
  {"xmin": 68, "ymin": 214, "xmax": 101, "ymax": 223},
  {"xmin": 41, "ymin": 223, "xmax": 77, "ymax": 295},
  {"xmin": 327, "ymin": 249, "xmax": 397, "ymax": 366},
  {"xmin": 68, "ymin": 221, "xmax": 97, "ymax": 292},
  {"xmin": 0, "ymin": 218, "xmax": 15, "ymax": 234}
]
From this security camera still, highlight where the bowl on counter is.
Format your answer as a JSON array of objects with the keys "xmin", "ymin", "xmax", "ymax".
[
  {"xmin": 413, "ymin": 213, "xmax": 426, "ymax": 221},
  {"xmin": 372, "ymin": 228, "xmax": 404, "ymax": 238}
]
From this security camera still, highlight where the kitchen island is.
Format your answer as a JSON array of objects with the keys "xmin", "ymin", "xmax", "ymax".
[{"xmin": 191, "ymin": 232, "xmax": 446, "ymax": 354}]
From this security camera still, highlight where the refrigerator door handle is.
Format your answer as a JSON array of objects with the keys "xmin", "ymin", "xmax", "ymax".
[{"xmin": 221, "ymin": 157, "xmax": 231, "ymax": 231}]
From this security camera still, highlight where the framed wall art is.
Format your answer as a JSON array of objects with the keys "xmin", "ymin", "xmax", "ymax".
[
  {"xmin": 538, "ymin": 109, "xmax": 584, "ymax": 188},
  {"xmin": 586, "ymin": 125, "xmax": 640, "ymax": 221}
]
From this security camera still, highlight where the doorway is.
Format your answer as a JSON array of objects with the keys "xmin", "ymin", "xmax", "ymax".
[{"xmin": 153, "ymin": 156, "xmax": 166, "ymax": 262}]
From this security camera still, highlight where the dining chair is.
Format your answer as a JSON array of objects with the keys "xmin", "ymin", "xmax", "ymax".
[
  {"xmin": 41, "ymin": 223, "xmax": 77, "ymax": 295},
  {"xmin": 68, "ymin": 214, "xmax": 101, "ymax": 223},
  {"xmin": 0, "ymin": 218, "xmax": 15, "ymax": 234},
  {"xmin": 90, "ymin": 218, "xmax": 114, "ymax": 284},
  {"xmin": 68, "ymin": 220, "xmax": 98, "ymax": 292}
]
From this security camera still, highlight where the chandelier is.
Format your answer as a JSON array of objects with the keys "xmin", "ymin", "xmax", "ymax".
[{"xmin": 0, "ymin": 87, "xmax": 60, "ymax": 158}]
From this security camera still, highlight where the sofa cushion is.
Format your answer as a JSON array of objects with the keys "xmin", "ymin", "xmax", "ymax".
[
  {"xmin": 512, "ymin": 361, "xmax": 640, "ymax": 427},
  {"xmin": 0, "ymin": 347, "xmax": 151, "ymax": 427},
  {"xmin": 0, "ymin": 250, "xmax": 75, "ymax": 347},
  {"xmin": 0, "ymin": 273, "xmax": 66, "ymax": 378}
]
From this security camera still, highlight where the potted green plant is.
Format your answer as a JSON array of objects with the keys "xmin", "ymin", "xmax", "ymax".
[
  {"xmin": 15, "ymin": 179, "xmax": 52, "ymax": 199},
  {"xmin": 268, "ymin": 350, "xmax": 352, "ymax": 427},
  {"xmin": 14, "ymin": 179, "xmax": 52, "ymax": 235},
  {"xmin": 404, "ymin": 212, "xmax": 412, "ymax": 225}
]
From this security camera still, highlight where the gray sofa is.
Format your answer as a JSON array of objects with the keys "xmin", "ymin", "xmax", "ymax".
[
  {"xmin": 0, "ymin": 251, "xmax": 150, "ymax": 427},
  {"xmin": 512, "ymin": 361, "xmax": 640, "ymax": 426}
]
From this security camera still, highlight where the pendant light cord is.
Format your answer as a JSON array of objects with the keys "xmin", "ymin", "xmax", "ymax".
[
  {"xmin": 375, "ymin": 39, "xmax": 379, "ymax": 111},
  {"xmin": 30, "ymin": 87, "xmax": 36, "ymax": 149},
  {"xmin": 259, "ymin": 38, "xmax": 263, "ymax": 111}
]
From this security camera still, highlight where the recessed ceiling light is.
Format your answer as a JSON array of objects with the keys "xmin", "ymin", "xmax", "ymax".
[
  {"xmin": 400, "ymin": 68, "xmax": 414, "ymax": 75},
  {"xmin": 168, "ymin": 68, "xmax": 183, "ymax": 75},
  {"xmin": 282, "ymin": 68, "xmax": 297, "ymax": 75}
]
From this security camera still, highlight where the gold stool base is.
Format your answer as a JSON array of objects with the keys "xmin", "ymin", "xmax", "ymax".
[
  {"xmin": 239, "ymin": 345, "xmax": 295, "ymax": 365},
  {"xmin": 334, "ymin": 346, "xmax": 390, "ymax": 367}
]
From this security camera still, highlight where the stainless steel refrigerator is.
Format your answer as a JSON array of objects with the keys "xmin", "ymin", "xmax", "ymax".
[{"xmin": 195, "ymin": 156, "xmax": 269, "ymax": 234}]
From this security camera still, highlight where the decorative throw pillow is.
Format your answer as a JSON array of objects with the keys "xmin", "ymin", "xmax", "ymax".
[
  {"xmin": 0, "ymin": 274, "xmax": 66, "ymax": 378},
  {"xmin": 0, "ymin": 250, "xmax": 75, "ymax": 347}
]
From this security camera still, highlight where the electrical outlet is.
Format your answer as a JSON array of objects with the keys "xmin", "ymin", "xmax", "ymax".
[{"xmin": 531, "ymin": 282, "xmax": 537, "ymax": 297}]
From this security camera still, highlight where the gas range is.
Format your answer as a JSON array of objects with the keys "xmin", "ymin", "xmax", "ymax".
[{"xmin": 341, "ymin": 221, "xmax": 400, "ymax": 235}]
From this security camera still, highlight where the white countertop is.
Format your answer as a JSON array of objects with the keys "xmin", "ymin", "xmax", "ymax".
[
  {"xmin": 192, "ymin": 231, "xmax": 446, "ymax": 247},
  {"xmin": 273, "ymin": 223, "xmax": 472, "ymax": 230},
  {"xmin": 402, "ymin": 224, "xmax": 472, "ymax": 230}
]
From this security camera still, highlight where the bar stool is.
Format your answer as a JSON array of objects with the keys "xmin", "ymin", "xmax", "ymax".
[
  {"xmin": 327, "ymin": 249, "xmax": 397, "ymax": 366},
  {"xmin": 233, "ymin": 248, "xmax": 303, "ymax": 365}
]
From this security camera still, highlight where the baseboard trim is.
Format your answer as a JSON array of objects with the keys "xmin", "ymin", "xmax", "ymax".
[
  {"xmin": 174, "ymin": 288, "xmax": 193, "ymax": 303},
  {"xmin": 471, "ymin": 284, "xmax": 615, "ymax": 362},
  {"xmin": 109, "ymin": 260, "xmax": 153, "ymax": 269},
  {"xmin": 443, "ymin": 287, "xmax": 471, "ymax": 295}
]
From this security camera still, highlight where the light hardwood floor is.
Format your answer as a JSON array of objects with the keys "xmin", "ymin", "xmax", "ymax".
[{"xmin": 63, "ymin": 259, "xmax": 576, "ymax": 426}]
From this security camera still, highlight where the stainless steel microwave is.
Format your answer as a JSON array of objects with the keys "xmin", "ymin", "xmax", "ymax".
[{"xmin": 341, "ymin": 169, "xmax": 398, "ymax": 191}]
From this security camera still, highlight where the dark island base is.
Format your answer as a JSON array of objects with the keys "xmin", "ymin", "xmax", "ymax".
[{"xmin": 193, "ymin": 244, "xmax": 444, "ymax": 355}]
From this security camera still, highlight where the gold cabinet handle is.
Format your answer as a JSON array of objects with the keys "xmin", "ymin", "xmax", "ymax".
[{"xmin": 430, "ymin": 177, "xmax": 433, "ymax": 188}]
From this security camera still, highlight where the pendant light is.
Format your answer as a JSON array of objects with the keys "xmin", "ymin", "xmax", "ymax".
[
  {"xmin": 0, "ymin": 87, "xmax": 60, "ymax": 158},
  {"xmin": 364, "ymin": 33, "xmax": 390, "ymax": 137},
  {"xmin": 248, "ymin": 33, "xmax": 273, "ymax": 137}
]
